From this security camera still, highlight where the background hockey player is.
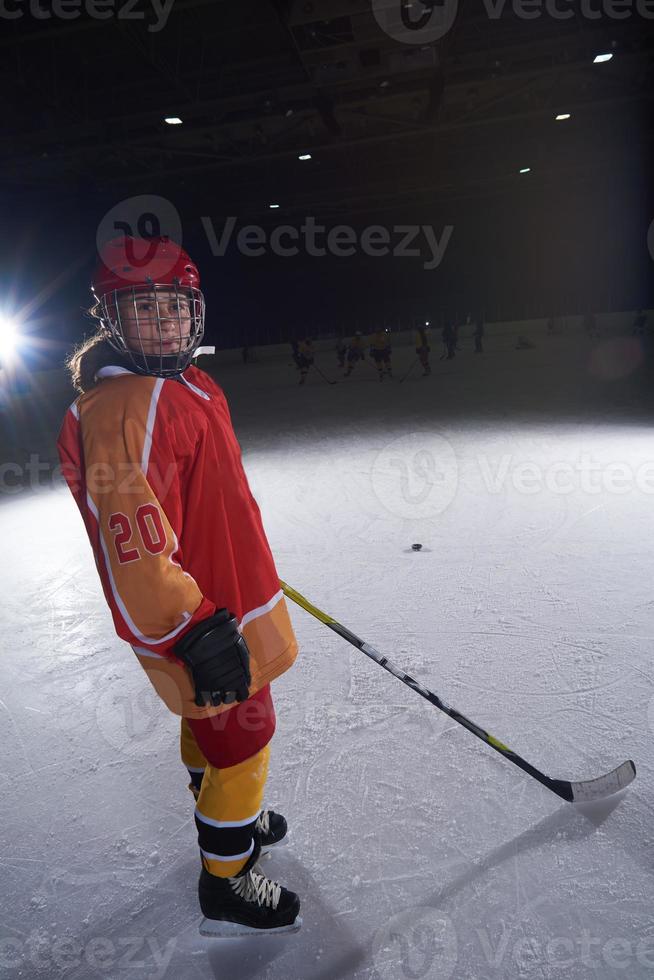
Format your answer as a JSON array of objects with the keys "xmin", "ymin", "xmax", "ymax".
[
  {"xmin": 290, "ymin": 338, "xmax": 301, "ymax": 373},
  {"xmin": 296, "ymin": 337, "xmax": 314, "ymax": 385},
  {"xmin": 584, "ymin": 311, "xmax": 599, "ymax": 339},
  {"xmin": 474, "ymin": 315, "xmax": 485, "ymax": 353},
  {"xmin": 442, "ymin": 321, "xmax": 456, "ymax": 360},
  {"xmin": 415, "ymin": 324, "xmax": 431, "ymax": 376},
  {"xmin": 336, "ymin": 337, "xmax": 347, "ymax": 369},
  {"xmin": 369, "ymin": 327, "xmax": 393, "ymax": 381},
  {"xmin": 632, "ymin": 309, "xmax": 647, "ymax": 336},
  {"xmin": 344, "ymin": 331, "xmax": 365, "ymax": 376},
  {"xmin": 57, "ymin": 235, "xmax": 302, "ymax": 936}
]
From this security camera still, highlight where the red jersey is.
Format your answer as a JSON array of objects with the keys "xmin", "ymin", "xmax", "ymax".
[{"xmin": 57, "ymin": 364, "xmax": 298, "ymax": 720}]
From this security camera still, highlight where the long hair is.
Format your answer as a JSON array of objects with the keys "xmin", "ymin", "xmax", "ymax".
[{"xmin": 66, "ymin": 329, "xmax": 131, "ymax": 394}]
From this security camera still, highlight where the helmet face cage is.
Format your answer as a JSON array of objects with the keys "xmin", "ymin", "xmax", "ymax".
[{"xmin": 97, "ymin": 282, "xmax": 205, "ymax": 377}]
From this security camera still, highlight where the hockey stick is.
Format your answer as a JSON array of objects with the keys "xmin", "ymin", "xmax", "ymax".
[
  {"xmin": 311, "ymin": 364, "xmax": 337, "ymax": 385},
  {"xmin": 399, "ymin": 358, "xmax": 418, "ymax": 384},
  {"xmin": 280, "ymin": 581, "xmax": 636, "ymax": 803}
]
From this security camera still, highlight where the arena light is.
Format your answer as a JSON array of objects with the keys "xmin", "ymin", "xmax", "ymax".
[
  {"xmin": 269, "ymin": 203, "xmax": 280, "ymax": 209},
  {"xmin": 298, "ymin": 154, "xmax": 312, "ymax": 161},
  {"xmin": 164, "ymin": 116, "xmax": 183, "ymax": 125},
  {"xmin": 0, "ymin": 315, "xmax": 19, "ymax": 360},
  {"xmin": 555, "ymin": 113, "xmax": 571, "ymax": 121},
  {"xmin": 593, "ymin": 53, "xmax": 613, "ymax": 64},
  {"xmin": 519, "ymin": 167, "xmax": 531, "ymax": 174}
]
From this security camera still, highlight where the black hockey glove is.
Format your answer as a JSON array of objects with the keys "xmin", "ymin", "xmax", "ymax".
[{"xmin": 174, "ymin": 609, "xmax": 251, "ymax": 707}]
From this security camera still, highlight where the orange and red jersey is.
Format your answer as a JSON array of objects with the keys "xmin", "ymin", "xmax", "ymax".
[{"xmin": 57, "ymin": 364, "xmax": 298, "ymax": 720}]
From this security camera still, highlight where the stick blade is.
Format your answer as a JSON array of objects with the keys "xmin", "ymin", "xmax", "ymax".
[{"xmin": 568, "ymin": 760, "xmax": 636, "ymax": 803}]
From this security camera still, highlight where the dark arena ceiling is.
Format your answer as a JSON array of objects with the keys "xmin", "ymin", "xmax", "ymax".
[
  {"xmin": 2, "ymin": 0, "xmax": 652, "ymax": 215},
  {"xmin": 1, "ymin": 0, "xmax": 652, "ymax": 353}
]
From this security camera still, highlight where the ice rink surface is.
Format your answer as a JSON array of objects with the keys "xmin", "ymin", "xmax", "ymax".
[{"xmin": 1, "ymin": 329, "xmax": 653, "ymax": 980}]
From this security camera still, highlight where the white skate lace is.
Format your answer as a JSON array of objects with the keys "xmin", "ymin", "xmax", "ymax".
[
  {"xmin": 231, "ymin": 869, "xmax": 281, "ymax": 910},
  {"xmin": 255, "ymin": 810, "xmax": 270, "ymax": 836}
]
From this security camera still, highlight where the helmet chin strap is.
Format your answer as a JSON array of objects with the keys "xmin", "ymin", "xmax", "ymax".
[
  {"xmin": 128, "ymin": 351, "xmax": 193, "ymax": 378},
  {"xmin": 192, "ymin": 346, "xmax": 216, "ymax": 360},
  {"xmin": 131, "ymin": 342, "xmax": 215, "ymax": 377}
]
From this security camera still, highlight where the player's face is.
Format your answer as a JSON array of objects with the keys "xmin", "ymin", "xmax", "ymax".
[{"xmin": 117, "ymin": 288, "xmax": 193, "ymax": 354}]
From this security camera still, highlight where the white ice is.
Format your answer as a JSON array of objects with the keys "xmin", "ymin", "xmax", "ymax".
[{"xmin": 0, "ymin": 326, "xmax": 652, "ymax": 980}]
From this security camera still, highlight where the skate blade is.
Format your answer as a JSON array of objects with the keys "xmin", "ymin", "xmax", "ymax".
[
  {"xmin": 260, "ymin": 835, "xmax": 289, "ymax": 856},
  {"xmin": 199, "ymin": 915, "xmax": 302, "ymax": 938}
]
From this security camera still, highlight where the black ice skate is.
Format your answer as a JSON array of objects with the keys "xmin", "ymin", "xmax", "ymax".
[
  {"xmin": 199, "ymin": 844, "xmax": 301, "ymax": 937},
  {"xmin": 256, "ymin": 809, "xmax": 288, "ymax": 854}
]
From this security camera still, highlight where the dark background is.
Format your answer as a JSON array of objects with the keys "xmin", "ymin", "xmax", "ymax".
[{"xmin": 0, "ymin": 0, "xmax": 651, "ymax": 364}]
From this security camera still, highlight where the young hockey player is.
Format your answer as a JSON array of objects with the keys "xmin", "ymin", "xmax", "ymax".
[
  {"xmin": 344, "ymin": 331, "xmax": 365, "ymax": 376},
  {"xmin": 415, "ymin": 324, "xmax": 431, "ymax": 376},
  {"xmin": 56, "ymin": 235, "xmax": 301, "ymax": 937},
  {"xmin": 369, "ymin": 328, "xmax": 393, "ymax": 380}
]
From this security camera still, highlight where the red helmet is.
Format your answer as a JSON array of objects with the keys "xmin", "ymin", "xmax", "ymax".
[
  {"xmin": 91, "ymin": 235, "xmax": 205, "ymax": 377},
  {"xmin": 92, "ymin": 235, "xmax": 201, "ymax": 298}
]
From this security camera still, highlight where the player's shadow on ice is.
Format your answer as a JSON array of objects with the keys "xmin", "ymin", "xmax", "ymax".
[
  {"xmin": 61, "ymin": 849, "xmax": 367, "ymax": 980},
  {"xmin": 421, "ymin": 792, "xmax": 627, "ymax": 910}
]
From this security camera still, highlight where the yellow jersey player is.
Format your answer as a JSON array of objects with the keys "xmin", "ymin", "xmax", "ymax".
[
  {"xmin": 297, "ymin": 338, "xmax": 314, "ymax": 385},
  {"xmin": 415, "ymin": 325, "xmax": 431, "ymax": 376},
  {"xmin": 369, "ymin": 328, "xmax": 393, "ymax": 380},
  {"xmin": 344, "ymin": 331, "xmax": 366, "ymax": 376}
]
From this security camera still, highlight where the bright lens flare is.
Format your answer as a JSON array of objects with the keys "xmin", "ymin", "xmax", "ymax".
[{"xmin": 0, "ymin": 316, "xmax": 19, "ymax": 360}]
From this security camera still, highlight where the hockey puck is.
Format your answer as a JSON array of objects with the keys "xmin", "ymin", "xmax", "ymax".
[{"xmin": 411, "ymin": 543, "xmax": 423, "ymax": 551}]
